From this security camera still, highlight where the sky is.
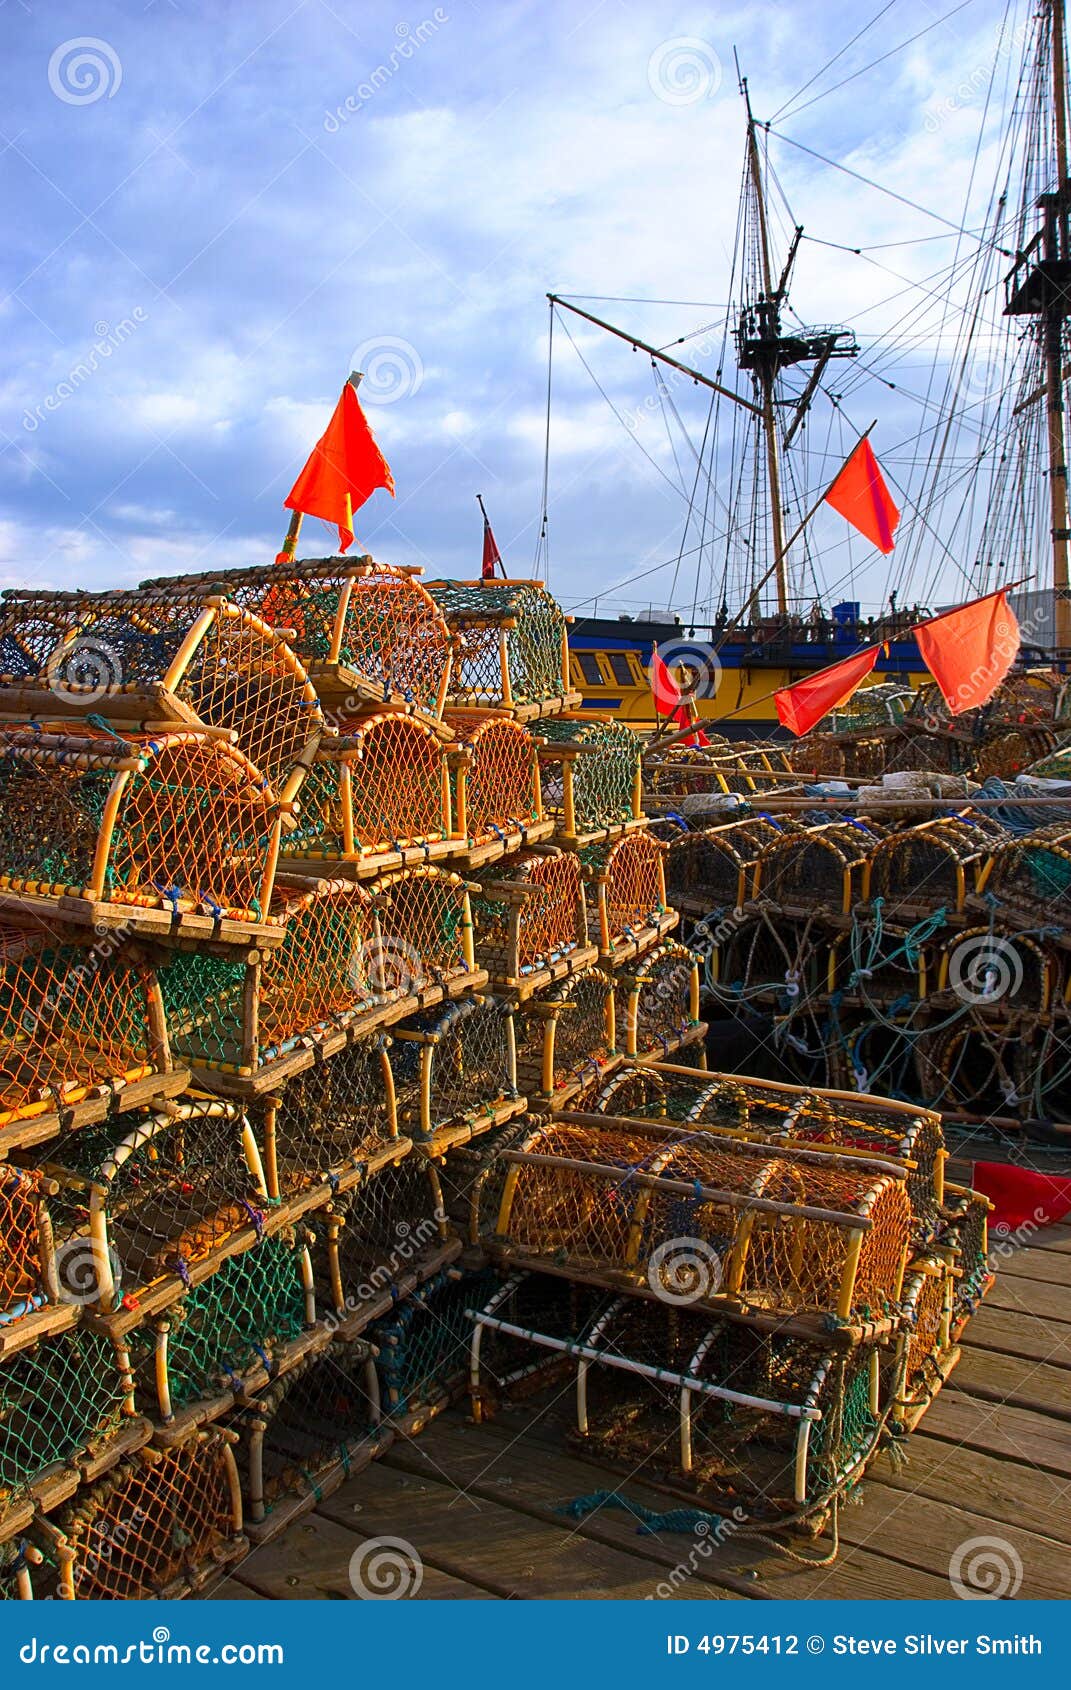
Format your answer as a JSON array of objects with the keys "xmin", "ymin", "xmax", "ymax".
[{"xmin": 0, "ymin": 0, "xmax": 1035, "ymax": 620}]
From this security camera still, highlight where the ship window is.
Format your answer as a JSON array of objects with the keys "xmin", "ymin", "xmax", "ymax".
[
  {"xmin": 574, "ymin": 653, "xmax": 605, "ymax": 687},
  {"xmin": 605, "ymin": 652, "xmax": 636, "ymax": 686}
]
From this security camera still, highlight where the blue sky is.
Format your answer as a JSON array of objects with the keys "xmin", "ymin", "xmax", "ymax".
[{"xmin": 0, "ymin": 0, "xmax": 1028, "ymax": 618}]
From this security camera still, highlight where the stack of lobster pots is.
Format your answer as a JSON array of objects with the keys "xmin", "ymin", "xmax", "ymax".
[{"xmin": 0, "ymin": 561, "xmax": 701, "ymax": 1598}]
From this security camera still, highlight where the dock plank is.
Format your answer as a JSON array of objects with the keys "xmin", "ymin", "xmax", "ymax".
[
  {"xmin": 873, "ymin": 1435, "xmax": 1071, "ymax": 1547},
  {"xmin": 919, "ymin": 1390, "xmax": 1071, "ymax": 1477},
  {"xmin": 231, "ymin": 1512, "xmax": 492, "ymax": 1601},
  {"xmin": 950, "ymin": 1346, "xmax": 1071, "ymax": 1420},
  {"xmin": 965, "ymin": 1304, "xmax": 1071, "ymax": 1369},
  {"xmin": 983, "ymin": 1272, "xmax": 1071, "ymax": 1325}
]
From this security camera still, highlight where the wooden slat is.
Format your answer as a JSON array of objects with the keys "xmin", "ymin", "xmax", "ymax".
[
  {"xmin": 950, "ymin": 1346, "xmax": 1071, "ymax": 1421},
  {"xmin": 919, "ymin": 1390, "xmax": 1071, "ymax": 1477},
  {"xmin": 228, "ymin": 1513, "xmax": 494, "ymax": 1601},
  {"xmin": 965, "ymin": 1304, "xmax": 1071, "ymax": 1369},
  {"xmin": 984, "ymin": 1271, "xmax": 1071, "ymax": 1325},
  {"xmin": 986, "ymin": 1248, "xmax": 1071, "ymax": 1287},
  {"xmin": 875, "ymin": 1432, "xmax": 1071, "ymax": 1547}
]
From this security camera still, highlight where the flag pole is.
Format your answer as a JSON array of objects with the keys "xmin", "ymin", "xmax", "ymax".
[{"xmin": 276, "ymin": 370, "xmax": 363, "ymax": 565}]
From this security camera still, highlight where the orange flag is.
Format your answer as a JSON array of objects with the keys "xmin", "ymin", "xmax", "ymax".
[
  {"xmin": 774, "ymin": 644, "xmax": 881, "ymax": 737},
  {"xmin": 824, "ymin": 438, "xmax": 900, "ymax": 554},
  {"xmin": 913, "ymin": 588, "xmax": 1020, "ymax": 715},
  {"xmin": 283, "ymin": 382, "xmax": 395, "ymax": 553}
]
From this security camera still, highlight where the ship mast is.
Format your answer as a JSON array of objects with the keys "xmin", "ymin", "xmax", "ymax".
[{"xmin": 743, "ymin": 83, "xmax": 790, "ymax": 615}]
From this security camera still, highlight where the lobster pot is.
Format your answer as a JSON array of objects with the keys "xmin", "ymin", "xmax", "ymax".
[
  {"xmin": 161, "ymin": 880, "xmax": 377, "ymax": 1083},
  {"xmin": 897, "ymin": 1257, "xmax": 955, "ymax": 1416},
  {"xmin": 0, "ymin": 728, "xmax": 284, "ymax": 936},
  {"xmin": 707, "ymin": 914, "xmax": 803, "ymax": 1005},
  {"xmin": 588, "ymin": 1064, "xmax": 683, "ymax": 1121},
  {"xmin": 1, "ymin": 1165, "xmax": 58, "ymax": 1328},
  {"xmin": 439, "ymin": 1118, "xmax": 540, "ymax": 1245},
  {"xmin": 537, "ymin": 718, "xmax": 641, "ymax": 845},
  {"xmin": 0, "ymin": 587, "xmax": 321, "ymax": 794},
  {"xmin": 472, "ymin": 847, "xmax": 590, "ymax": 988},
  {"xmin": 428, "ymin": 580, "xmax": 573, "ymax": 717},
  {"xmin": 39, "ymin": 1430, "xmax": 243, "ymax": 1600},
  {"xmin": 45, "ymin": 1100, "xmax": 266, "ymax": 1314},
  {"xmin": 665, "ymin": 818, "xmax": 785, "ymax": 916},
  {"xmin": 974, "ymin": 725, "xmax": 1058, "ymax": 780},
  {"xmin": 937, "ymin": 925, "xmax": 1055, "ymax": 1013},
  {"xmin": 466, "ymin": 1272, "xmax": 611, "ymax": 1414},
  {"xmin": 392, "ymin": 997, "xmax": 520, "ymax": 1147},
  {"xmin": 315, "ymin": 1153, "xmax": 453, "ymax": 1327},
  {"xmin": 372, "ymin": 1267, "xmax": 498, "ymax": 1417},
  {"xmin": 256, "ymin": 1035, "xmax": 397, "ymax": 1200},
  {"xmin": 574, "ymin": 1300, "xmax": 890, "ymax": 1522},
  {"xmin": 935, "ymin": 1184, "xmax": 992, "ymax": 1332},
  {"xmin": 285, "ymin": 711, "xmax": 455, "ymax": 871},
  {"xmin": 128, "ymin": 1231, "xmax": 313, "ymax": 1422},
  {"xmin": 0, "ymin": 923, "xmax": 179, "ymax": 1154},
  {"xmin": 582, "ymin": 830, "xmax": 673, "ymax": 961},
  {"xmin": 515, "ymin": 965, "xmax": 616, "ymax": 1101},
  {"xmin": 753, "ymin": 821, "xmax": 883, "ymax": 915},
  {"xmin": 0, "ymin": 1327, "xmax": 132, "ymax": 1534},
  {"xmin": 137, "ymin": 558, "xmax": 453, "ymax": 717},
  {"xmin": 979, "ymin": 823, "xmax": 1071, "ymax": 924},
  {"xmin": 787, "ymin": 734, "xmax": 845, "ymax": 778},
  {"xmin": 828, "ymin": 919, "xmax": 934, "ymax": 1005},
  {"xmin": 615, "ymin": 941, "xmax": 701, "ymax": 1059},
  {"xmin": 235, "ymin": 1340, "xmax": 381, "ymax": 1528},
  {"xmin": 825, "ymin": 683, "xmax": 913, "ymax": 734},
  {"xmin": 367, "ymin": 866, "xmax": 480, "ymax": 999},
  {"xmin": 487, "ymin": 1119, "xmax": 912, "ymax": 1327},
  {"xmin": 447, "ymin": 710, "xmax": 547, "ymax": 854},
  {"xmin": 865, "ymin": 817, "xmax": 1002, "ymax": 917},
  {"xmin": 643, "ymin": 744, "xmax": 728, "ymax": 798},
  {"xmin": 666, "ymin": 1072, "xmax": 946, "ymax": 1239},
  {"xmin": 915, "ymin": 1020, "xmax": 1023, "ymax": 1118},
  {"xmin": 884, "ymin": 728, "xmax": 973, "ymax": 777},
  {"xmin": 1, "ymin": 1537, "xmax": 39, "ymax": 1600}
]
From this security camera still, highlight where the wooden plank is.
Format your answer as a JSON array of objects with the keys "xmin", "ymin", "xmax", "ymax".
[
  {"xmin": 231, "ymin": 1513, "xmax": 493, "ymax": 1601},
  {"xmin": 317, "ymin": 1450, "xmax": 738, "ymax": 1601},
  {"xmin": 950, "ymin": 1346, "xmax": 1071, "ymax": 1421},
  {"xmin": 834, "ymin": 1479, "xmax": 1071, "ymax": 1599},
  {"xmin": 986, "ymin": 1248, "xmax": 1071, "ymax": 1287},
  {"xmin": 919, "ymin": 1389, "xmax": 1071, "ymax": 1478},
  {"xmin": 875, "ymin": 1432, "xmax": 1071, "ymax": 1547},
  {"xmin": 966, "ymin": 1303, "xmax": 1071, "ymax": 1369},
  {"xmin": 984, "ymin": 1271, "xmax": 1071, "ymax": 1325},
  {"xmin": 204, "ymin": 1577, "xmax": 266, "ymax": 1600}
]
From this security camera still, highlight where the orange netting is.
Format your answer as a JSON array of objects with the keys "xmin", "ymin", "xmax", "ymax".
[
  {"xmin": 616, "ymin": 941, "xmax": 698, "ymax": 1057},
  {"xmin": 0, "ymin": 727, "xmax": 281, "ymax": 923},
  {"xmin": 583, "ymin": 829, "xmax": 666, "ymax": 948},
  {"xmin": 370, "ymin": 866, "xmax": 475, "ymax": 996},
  {"xmin": 0, "ymin": 1164, "xmax": 49, "ymax": 1317},
  {"xmin": 289, "ymin": 711, "xmax": 452, "ymax": 863},
  {"xmin": 473, "ymin": 848, "xmax": 586, "ymax": 980},
  {"xmin": 446, "ymin": 711, "xmax": 542, "ymax": 844},
  {"xmin": 0, "ymin": 922, "xmax": 165, "ymax": 1132}
]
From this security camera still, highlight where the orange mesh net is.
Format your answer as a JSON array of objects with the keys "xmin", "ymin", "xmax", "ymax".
[
  {"xmin": 57, "ymin": 1435, "xmax": 237, "ymax": 1599},
  {"xmin": 616, "ymin": 941, "xmax": 698, "ymax": 1056},
  {"xmin": 584, "ymin": 830, "xmax": 666, "ymax": 948},
  {"xmin": 290, "ymin": 712, "xmax": 452, "ymax": 862},
  {"xmin": 0, "ymin": 922, "xmax": 163, "ymax": 1132},
  {"xmin": 0, "ymin": 728, "xmax": 280, "ymax": 923},
  {"xmin": 473, "ymin": 848, "xmax": 586, "ymax": 979},
  {"xmin": 371, "ymin": 866, "xmax": 475, "ymax": 996},
  {"xmin": 446, "ymin": 711, "xmax": 541, "ymax": 843},
  {"xmin": 0, "ymin": 1164, "xmax": 49, "ymax": 1317}
]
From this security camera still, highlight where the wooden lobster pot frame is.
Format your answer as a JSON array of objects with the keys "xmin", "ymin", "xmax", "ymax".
[
  {"xmin": 127, "ymin": 1229, "xmax": 319, "ymax": 1435},
  {"xmin": 582, "ymin": 829, "xmax": 676, "ymax": 965},
  {"xmin": 373, "ymin": 1266, "xmax": 498, "ymax": 1426},
  {"xmin": 974, "ymin": 822, "xmax": 1071, "ymax": 931},
  {"xmin": 472, "ymin": 846, "xmax": 595, "ymax": 995},
  {"xmin": 470, "ymin": 1279, "xmax": 895, "ymax": 1523},
  {"xmin": 236, "ymin": 1336, "xmax": 388, "ymax": 1542},
  {"xmin": 615, "ymin": 940, "xmax": 702, "ymax": 1060},
  {"xmin": 446, "ymin": 709, "xmax": 552, "ymax": 868},
  {"xmin": 0, "ymin": 920, "xmax": 186, "ymax": 1158},
  {"xmin": 864, "ymin": 816, "xmax": 1005, "ymax": 919},
  {"xmin": 825, "ymin": 921, "xmax": 934, "ymax": 1006},
  {"xmin": 255, "ymin": 1033, "xmax": 401, "ymax": 1203},
  {"xmin": 486, "ymin": 1119, "xmax": 912, "ymax": 1340},
  {"xmin": 664, "ymin": 818, "xmax": 786, "ymax": 917},
  {"xmin": 282, "ymin": 710, "xmax": 460, "ymax": 877},
  {"xmin": 0, "ymin": 1324, "xmax": 151, "ymax": 1543},
  {"xmin": 753, "ymin": 820, "xmax": 884, "ymax": 917},
  {"xmin": 0, "ymin": 1164, "xmax": 66, "ymax": 1356},
  {"xmin": 514, "ymin": 964, "xmax": 617, "ymax": 1105},
  {"xmin": 895, "ymin": 1256, "xmax": 957, "ymax": 1425},
  {"xmin": 43, "ymin": 1098, "xmax": 276, "ymax": 1320},
  {"xmin": 536, "ymin": 717, "xmax": 643, "ymax": 849},
  {"xmin": 933, "ymin": 924, "xmax": 1056, "ymax": 1014},
  {"xmin": 0, "ymin": 587, "xmax": 323, "ymax": 795},
  {"xmin": 314, "ymin": 1147, "xmax": 459, "ymax": 1336},
  {"xmin": 915, "ymin": 1017, "xmax": 1025, "ymax": 1119},
  {"xmin": 439, "ymin": 1117, "xmax": 539, "ymax": 1247},
  {"xmin": 391, "ymin": 996, "xmax": 525, "ymax": 1151},
  {"xmin": 137, "ymin": 556, "xmax": 454, "ymax": 720},
  {"xmin": 0, "ymin": 727, "xmax": 288, "ymax": 947},
  {"xmin": 427, "ymin": 579, "xmax": 579, "ymax": 720},
  {"xmin": 934, "ymin": 1182, "xmax": 994, "ymax": 1336},
  {"xmin": 32, "ymin": 1428, "xmax": 246, "ymax": 1600}
]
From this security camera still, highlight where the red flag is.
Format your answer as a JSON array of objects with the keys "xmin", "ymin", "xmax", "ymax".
[
  {"xmin": 913, "ymin": 588, "xmax": 1020, "ymax": 716},
  {"xmin": 774, "ymin": 644, "xmax": 881, "ymax": 737},
  {"xmin": 824, "ymin": 438, "xmax": 900, "ymax": 554},
  {"xmin": 971, "ymin": 1161, "xmax": 1071, "ymax": 1234},
  {"xmin": 650, "ymin": 643, "xmax": 682, "ymax": 715},
  {"xmin": 283, "ymin": 382, "xmax": 394, "ymax": 553},
  {"xmin": 481, "ymin": 513, "xmax": 502, "ymax": 580}
]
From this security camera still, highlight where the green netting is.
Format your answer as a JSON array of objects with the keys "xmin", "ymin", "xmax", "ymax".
[
  {"xmin": 428, "ymin": 582, "xmax": 566, "ymax": 707},
  {"xmin": 373, "ymin": 1267, "xmax": 497, "ymax": 1412},
  {"xmin": 129, "ymin": 1235, "xmax": 307, "ymax": 1411},
  {"xmin": 235, "ymin": 1342, "xmax": 379, "ymax": 1517},
  {"xmin": 0, "ymin": 1327, "xmax": 125, "ymax": 1516},
  {"xmin": 539, "ymin": 718, "xmax": 637, "ymax": 832},
  {"xmin": 159, "ymin": 949, "xmax": 247, "ymax": 1071},
  {"xmin": 809, "ymin": 1353, "xmax": 880, "ymax": 1494},
  {"xmin": 0, "ymin": 756, "xmax": 108, "ymax": 889}
]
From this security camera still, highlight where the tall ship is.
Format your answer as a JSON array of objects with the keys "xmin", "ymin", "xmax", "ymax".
[{"xmin": 553, "ymin": 2, "xmax": 1071, "ymax": 730}]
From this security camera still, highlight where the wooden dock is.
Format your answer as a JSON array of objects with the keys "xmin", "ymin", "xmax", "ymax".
[{"xmin": 208, "ymin": 1225, "xmax": 1071, "ymax": 1603}]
